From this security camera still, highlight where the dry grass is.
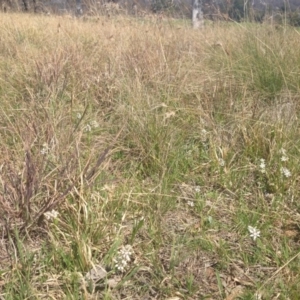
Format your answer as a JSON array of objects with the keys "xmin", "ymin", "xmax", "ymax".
[{"xmin": 0, "ymin": 12, "xmax": 300, "ymax": 299}]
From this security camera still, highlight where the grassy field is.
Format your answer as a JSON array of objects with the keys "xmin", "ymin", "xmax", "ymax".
[{"xmin": 0, "ymin": 12, "xmax": 300, "ymax": 299}]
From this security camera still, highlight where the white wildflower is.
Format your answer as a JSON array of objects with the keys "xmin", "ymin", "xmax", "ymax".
[
  {"xmin": 248, "ymin": 226, "xmax": 260, "ymax": 241},
  {"xmin": 259, "ymin": 159, "xmax": 266, "ymax": 173},
  {"xmin": 41, "ymin": 143, "xmax": 50, "ymax": 155},
  {"xmin": 114, "ymin": 245, "xmax": 133, "ymax": 272},
  {"xmin": 84, "ymin": 124, "xmax": 92, "ymax": 132},
  {"xmin": 76, "ymin": 113, "xmax": 82, "ymax": 119},
  {"xmin": 280, "ymin": 148, "xmax": 289, "ymax": 161},
  {"xmin": 194, "ymin": 186, "xmax": 201, "ymax": 193},
  {"xmin": 280, "ymin": 167, "xmax": 291, "ymax": 178},
  {"xmin": 218, "ymin": 158, "xmax": 225, "ymax": 167},
  {"xmin": 187, "ymin": 201, "xmax": 194, "ymax": 207},
  {"xmin": 90, "ymin": 120, "xmax": 99, "ymax": 128},
  {"xmin": 41, "ymin": 148, "xmax": 48, "ymax": 155},
  {"xmin": 44, "ymin": 209, "xmax": 59, "ymax": 220}
]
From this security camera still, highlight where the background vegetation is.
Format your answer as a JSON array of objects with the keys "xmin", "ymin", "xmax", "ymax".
[
  {"xmin": 1, "ymin": 0, "xmax": 300, "ymax": 26},
  {"xmin": 0, "ymin": 12, "xmax": 300, "ymax": 299}
]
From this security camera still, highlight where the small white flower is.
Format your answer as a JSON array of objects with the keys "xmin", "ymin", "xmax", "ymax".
[
  {"xmin": 187, "ymin": 201, "xmax": 194, "ymax": 207},
  {"xmin": 76, "ymin": 113, "xmax": 82, "ymax": 119},
  {"xmin": 44, "ymin": 209, "xmax": 59, "ymax": 220},
  {"xmin": 41, "ymin": 143, "xmax": 50, "ymax": 155},
  {"xmin": 248, "ymin": 225, "xmax": 260, "ymax": 241},
  {"xmin": 280, "ymin": 167, "xmax": 291, "ymax": 178},
  {"xmin": 84, "ymin": 124, "xmax": 92, "ymax": 132},
  {"xmin": 218, "ymin": 158, "xmax": 225, "ymax": 167},
  {"xmin": 41, "ymin": 148, "xmax": 48, "ymax": 155},
  {"xmin": 194, "ymin": 186, "xmax": 201, "ymax": 193},
  {"xmin": 259, "ymin": 159, "xmax": 266, "ymax": 173},
  {"xmin": 114, "ymin": 245, "xmax": 133, "ymax": 272},
  {"xmin": 90, "ymin": 120, "xmax": 99, "ymax": 128},
  {"xmin": 279, "ymin": 148, "xmax": 289, "ymax": 162}
]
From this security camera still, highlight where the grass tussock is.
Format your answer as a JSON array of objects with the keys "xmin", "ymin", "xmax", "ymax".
[{"xmin": 1, "ymin": 12, "xmax": 300, "ymax": 299}]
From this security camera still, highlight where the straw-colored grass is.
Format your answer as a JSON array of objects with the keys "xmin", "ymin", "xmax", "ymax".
[{"xmin": 1, "ymin": 12, "xmax": 300, "ymax": 299}]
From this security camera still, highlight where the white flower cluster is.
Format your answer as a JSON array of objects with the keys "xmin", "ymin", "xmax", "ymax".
[
  {"xmin": 194, "ymin": 186, "xmax": 201, "ymax": 193},
  {"xmin": 218, "ymin": 158, "xmax": 225, "ymax": 167},
  {"xmin": 41, "ymin": 143, "xmax": 50, "ymax": 155},
  {"xmin": 259, "ymin": 158, "xmax": 266, "ymax": 173},
  {"xmin": 280, "ymin": 167, "xmax": 291, "ymax": 178},
  {"xmin": 279, "ymin": 148, "xmax": 289, "ymax": 162},
  {"xmin": 279, "ymin": 148, "xmax": 291, "ymax": 178},
  {"xmin": 84, "ymin": 120, "xmax": 99, "ymax": 132},
  {"xmin": 248, "ymin": 225, "xmax": 260, "ymax": 241},
  {"xmin": 44, "ymin": 209, "xmax": 59, "ymax": 220},
  {"xmin": 258, "ymin": 150, "xmax": 291, "ymax": 178},
  {"xmin": 114, "ymin": 245, "xmax": 133, "ymax": 272},
  {"xmin": 187, "ymin": 201, "xmax": 194, "ymax": 207}
]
